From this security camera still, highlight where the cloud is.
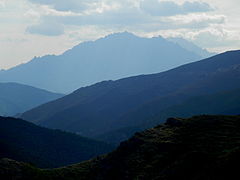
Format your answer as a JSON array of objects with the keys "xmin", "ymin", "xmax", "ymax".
[
  {"xmin": 56, "ymin": 7, "xmax": 149, "ymax": 26},
  {"xmin": 55, "ymin": 13, "xmax": 224, "ymax": 31},
  {"xmin": 140, "ymin": 0, "xmax": 213, "ymax": 16},
  {"xmin": 190, "ymin": 28, "xmax": 240, "ymax": 49},
  {"xmin": 28, "ymin": 0, "xmax": 138, "ymax": 13},
  {"xmin": 28, "ymin": 0, "xmax": 97, "ymax": 12},
  {"xmin": 155, "ymin": 26, "xmax": 240, "ymax": 51},
  {"xmin": 26, "ymin": 18, "xmax": 64, "ymax": 36},
  {"xmin": 166, "ymin": 14, "xmax": 225, "ymax": 29},
  {"xmin": 29, "ymin": 0, "xmax": 214, "ymax": 16},
  {"xmin": 0, "ymin": 1, "xmax": 6, "ymax": 8},
  {"xmin": 25, "ymin": 0, "xmax": 221, "ymax": 37}
]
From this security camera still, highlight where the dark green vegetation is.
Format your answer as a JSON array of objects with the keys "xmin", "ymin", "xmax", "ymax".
[
  {"xmin": 21, "ymin": 50, "xmax": 240, "ymax": 143},
  {"xmin": 0, "ymin": 116, "xmax": 114, "ymax": 168},
  {"xmin": 0, "ymin": 83, "xmax": 63, "ymax": 116},
  {"xmin": 1, "ymin": 115, "xmax": 240, "ymax": 180},
  {"xmin": 0, "ymin": 32, "xmax": 208, "ymax": 93}
]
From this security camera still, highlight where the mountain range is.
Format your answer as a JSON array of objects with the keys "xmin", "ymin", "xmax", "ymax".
[
  {"xmin": 21, "ymin": 50, "xmax": 240, "ymax": 143},
  {"xmin": 0, "ymin": 83, "xmax": 63, "ymax": 116},
  {"xmin": 0, "ymin": 30, "xmax": 239, "ymax": 180},
  {"xmin": 1, "ymin": 115, "xmax": 240, "ymax": 180},
  {"xmin": 0, "ymin": 32, "xmax": 212, "ymax": 93},
  {"xmin": 0, "ymin": 116, "xmax": 113, "ymax": 168}
]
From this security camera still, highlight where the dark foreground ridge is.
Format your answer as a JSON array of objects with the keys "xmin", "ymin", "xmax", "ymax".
[
  {"xmin": 1, "ymin": 115, "xmax": 240, "ymax": 180},
  {"xmin": 0, "ymin": 116, "xmax": 114, "ymax": 168}
]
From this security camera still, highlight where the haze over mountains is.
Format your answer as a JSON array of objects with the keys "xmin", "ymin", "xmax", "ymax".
[
  {"xmin": 21, "ymin": 50, "xmax": 240, "ymax": 143},
  {"xmin": 0, "ymin": 83, "xmax": 63, "ymax": 116},
  {"xmin": 167, "ymin": 37, "xmax": 216, "ymax": 58},
  {"xmin": 0, "ymin": 34, "xmax": 239, "ymax": 180},
  {"xmin": 1, "ymin": 0, "xmax": 240, "ymax": 177},
  {"xmin": 0, "ymin": 32, "xmax": 213, "ymax": 93}
]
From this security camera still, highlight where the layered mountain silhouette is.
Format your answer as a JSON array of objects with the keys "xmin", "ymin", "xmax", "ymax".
[
  {"xmin": 21, "ymin": 50, "xmax": 240, "ymax": 140},
  {"xmin": 0, "ymin": 116, "xmax": 113, "ymax": 168},
  {"xmin": 0, "ymin": 83, "xmax": 63, "ymax": 116},
  {"xmin": 1, "ymin": 115, "xmax": 240, "ymax": 180},
  {"xmin": 0, "ymin": 32, "xmax": 211, "ymax": 93}
]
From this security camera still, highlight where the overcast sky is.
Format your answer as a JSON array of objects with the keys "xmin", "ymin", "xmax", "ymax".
[{"xmin": 0, "ymin": 0, "xmax": 239, "ymax": 69}]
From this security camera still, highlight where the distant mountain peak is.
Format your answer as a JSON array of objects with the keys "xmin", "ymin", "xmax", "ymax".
[
  {"xmin": 167, "ymin": 37, "xmax": 216, "ymax": 58},
  {"xmin": 104, "ymin": 32, "xmax": 165, "ymax": 41},
  {"xmin": 103, "ymin": 31, "xmax": 138, "ymax": 40},
  {"xmin": 0, "ymin": 32, "xmax": 208, "ymax": 93}
]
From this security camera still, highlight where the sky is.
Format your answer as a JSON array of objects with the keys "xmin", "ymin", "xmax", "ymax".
[{"xmin": 0, "ymin": 0, "xmax": 239, "ymax": 69}]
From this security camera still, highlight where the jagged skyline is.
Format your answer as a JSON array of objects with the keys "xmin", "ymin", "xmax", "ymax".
[{"xmin": 0, "ymin": 0, "xmax": 239, "ymax": 69}]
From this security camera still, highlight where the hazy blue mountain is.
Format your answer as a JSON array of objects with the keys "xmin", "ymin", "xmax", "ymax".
[
  {"xmin": 21, "ymin": 50, "xmax": 240, "ymax": 138},
  {"xmin": 167, "ymin": 37, "xmax": 216, "ymax": 58},
  {"xmin": 0, "ymin": 116, "xmax": 114, "ymax": 168},
  {"xmin": 0, "ymin": 32, "xmax": 203, "ymax": 93},
  {"xmin": 0, "ymin": 82, "xmax": 63, "ymax": 116}
]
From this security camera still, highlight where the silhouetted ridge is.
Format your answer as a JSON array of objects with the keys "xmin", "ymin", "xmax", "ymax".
[
  {"xmin": 0, "ymin": 32, "xmax": 205, "ymax": 93},
  {"xmin": 0, "ymin": 116, "xmax": 114, "ymax": 168},
  {"xmin": 103, "ymin": 31, "xmax": 138, "ymax": 39},
  {"xmin": 1, "ymin": 115, "xmax": 240, "ymax": 180}
]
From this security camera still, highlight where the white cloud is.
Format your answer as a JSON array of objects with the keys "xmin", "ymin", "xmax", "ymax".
[
  {"xmin": 191, "ymin": 28, "xmax": 240, "ymax": 49},
  {"xmin": 28, "ymin": 0, "xmax": 95, "ymax": 12},
  {"xmin": 24, "ymin": 0, "xmax": 221, "ymax": 36},
  {"xmin": 0, "ymin": 1, "xmax": 6, "ymax": 8},
  {"xmin": 26, "ymin": 20, "xmax": 64, "ymax": 36},
  {"xmin": 166, "ymin": 14, "xmax": 226, "ymax": 29},
  {"xmin": 140, "ymin": 0, "xmax": 213, "ymax": 16}
]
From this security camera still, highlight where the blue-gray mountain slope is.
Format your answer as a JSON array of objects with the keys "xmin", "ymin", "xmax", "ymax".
[
  {"xmin": 0, "ymin": 82, "xmax": 63, "ymax": 116},
  {"xmin": 21, "ymin": 50, "xmax": 240, "ymax": 138}
]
